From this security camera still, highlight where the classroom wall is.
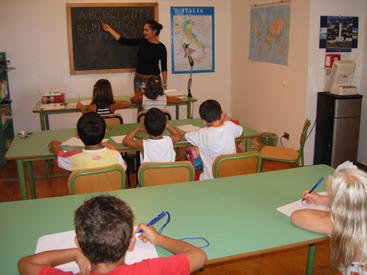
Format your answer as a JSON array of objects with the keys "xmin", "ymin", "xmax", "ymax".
[
  {"xmin": 231, "ymin": 0, "xmax": 367, "ymax": 166},
  {"xmin": 0, "ymin": 0, "xmax": 231, "ymax": 132},
  {"xmin": 231, "ymin": 0, "xmax": 310, "ymax": 155}
]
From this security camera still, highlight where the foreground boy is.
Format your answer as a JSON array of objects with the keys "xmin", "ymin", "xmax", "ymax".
[
  {"xmin": 123, "ymin": 107, "xmax": 181, "ymax": 163},
  {"xmin": 183, "ymin": 99, "xmax": 243, "ymax": 180},
  {"xmin": 18, "ymin": 195, "xmax": 207, "ymax": 275},
  {"xmin": 49, "ymin": 112, "xmax": 126, "ymax": 171}
]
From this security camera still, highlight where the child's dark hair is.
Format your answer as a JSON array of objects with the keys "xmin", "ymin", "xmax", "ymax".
[
  {"xmin": 77, "ymin": 112, "xmax": 106, "ymax": 146},
  {"xmin": 199, "ymin": 99, "xmax": 222, "ymax": 123},
  {"xmin": 74, "ymin": 195, "xmax": 134, "ymax": 264},
  {"xmin": 145, "ymin": 76, "xmax": 164, "ymax": 100},
  {"xmin": 91, "ymin": 79, "xmax": 115, "ymax": 107},
  {"xmin": 145, "ymin": 20, "xmax": 163, "ymax": 35},
  {"xmin": 144, "ymin": 108, "xmax": 167, "ymax": 137}
]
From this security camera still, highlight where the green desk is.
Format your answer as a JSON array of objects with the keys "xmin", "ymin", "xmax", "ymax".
[
  {"xmin": 32, "ymin": 95, "xmax": 197, "ymax": 130},
  {"xmin": 5, "ymin": 118, "xmax": 260, "ymax": 200},
  {"xmin": 0, "ymin": 165, "xmax": 333, "ymax": 275}
]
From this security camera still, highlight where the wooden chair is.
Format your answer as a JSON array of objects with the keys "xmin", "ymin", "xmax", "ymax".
[
  {"xmin": 138, "ymin": 161, "xmax": 195, "ymax": 187},
  {"xmin": 137, "ymin": 110, "xmax": 172, "ymax": 123},
  {"xmin": 212, "ymin": 152, "xmax": 262, "ymax": 178},
  {"xmin": 260, "ymin": 119, "xmax": 311, "ymax": 167},
  {"xmin": 100, "ymin": 113, "xmax": 123, "ymax": 125},
  {"xmin": 68, "ymin": 164, "xmax": 126, "ymax": 195}
]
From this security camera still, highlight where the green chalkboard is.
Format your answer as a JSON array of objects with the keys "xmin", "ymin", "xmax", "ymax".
[{"xmin": 66, "ymin": 3, "xmax": 158, "ymax": 75}]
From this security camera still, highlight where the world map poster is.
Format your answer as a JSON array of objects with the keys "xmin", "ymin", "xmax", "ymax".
[
  {"xmin": 249, "ymin": 4, "xmax": 290, "ymax": 65},
  {"xmin": 170, "ymin": 7, "xmax": 214, "ymax": 74}
]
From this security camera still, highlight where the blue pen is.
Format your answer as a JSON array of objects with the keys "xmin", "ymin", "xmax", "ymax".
[
  {"xmin": 46, "ymin": 144, "xmax": 67, "ymax": 147},
  {"xmin": 135, "ymin": 212, "xmax": 167, "ymax": 237},
  {"xmin": 301, "ymin": 177, "xmax": 324, "ymax": 202}
]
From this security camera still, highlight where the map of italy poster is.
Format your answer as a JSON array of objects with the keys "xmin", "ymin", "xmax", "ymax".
[
  {"xmin": 249, "ymin": 4, "xmax": 290, "ymax": 65},
  {"xmin": 170, "ymin": 7, "xmax": 214, "ymax": 74}
]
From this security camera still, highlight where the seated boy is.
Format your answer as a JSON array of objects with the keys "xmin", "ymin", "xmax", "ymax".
[
  {"xmin": 183, "ymin": 99, "xmax": 243, "ymax": 180},
  {"xmin": 123, "ymin": 107, "xmax": 182, "ymax": 163},
  {"xmin": 49, "ymin": 112, "xmax": 127, "ymax": 171},
  {"xmin": 18, "ymin": 195, "xmax": 207, "ymax": 275}
]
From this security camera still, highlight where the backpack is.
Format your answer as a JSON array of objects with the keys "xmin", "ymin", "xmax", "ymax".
[{"xmin": 185, "ymin": 146, "xmax": 203, "ymax": 171}]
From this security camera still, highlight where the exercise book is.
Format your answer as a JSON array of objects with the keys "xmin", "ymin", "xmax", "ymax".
[
  {"xmin": 35, "ymin": 228, "xmax": 158, "ymax": 273},
  {"xmin": 277, "ymin": 191, "xmax": 329, "ymax": 216}
]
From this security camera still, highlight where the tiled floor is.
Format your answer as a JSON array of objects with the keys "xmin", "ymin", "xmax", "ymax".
[{"xmin": 0, "ymin": 148, "xmax": 339, "ymax": 274}]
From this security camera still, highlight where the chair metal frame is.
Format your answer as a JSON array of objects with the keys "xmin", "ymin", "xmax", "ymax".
[
  {"xmin": 212, "ymin": 152, "xmax": 262, "ymax": 178},
  {"xmin": 68, "ymin": 164, "xmax": 126, "ymax": 195},
  {"xmin": 137, "ymin": 110, "xmax": 172, "ymax": 123},
  {"xmin": 138, "ymin": 161, "xmax": 195, "ymax": 187},
  {"xmin": 101, "ymin": 113, "xmax": 123, "ymax": 125},
  {"xmin": 260, "ymin": 119, "xmax": 311, "ymax": 167}
]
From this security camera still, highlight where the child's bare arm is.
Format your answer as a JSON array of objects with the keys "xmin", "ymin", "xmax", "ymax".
[
  {"xmin": 102, "ymin": 141, "xmax": 117, "ymax": 150},
  {"xmin": 291, "ymin": 209, "xmax": 333, "ymax": 235},
  {"xmin": 166, "ymin": 96, "xmax": 182, "ymax": 104},
  {"xmin": 130, "ymin": 92, "xmax": 144, "ymax": 104},
  {"xmin": 48, "ymin": 140, "xmax": 63, "ymax": 157},
  {"xmin": 111, "ymin": 100, "xmax": 131, "ymax": 111},
  {"xmin": 136, "ymin": 224, "xmax": 207, "ymax": 273},
  {"xmin": 166, "ymin": 124, "xmax": 182, "ymax": 144},
  {"xmin": 18, "ymin": 248, "xmax": 91, "ymax": 275},
  {"xmin": 123, "ymin": 126, "xmax": 144, "ymax": 151},
  {"xmin": 301, "ymin": 191, "xmax": 329, "ymax": 206},
  {"xmin": 76, "ymin": 102, "xmax": 86, "ymax": 114}
]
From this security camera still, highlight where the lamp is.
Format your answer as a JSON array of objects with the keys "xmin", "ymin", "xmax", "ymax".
[{"xmin": 182, "ymin": 43, "xmax": 195, "ymax": 98}]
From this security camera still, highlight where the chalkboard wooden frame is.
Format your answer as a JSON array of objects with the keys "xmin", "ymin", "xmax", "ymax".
[{"xmin": 66, "ymin": 2, "xmax": 158, "ymax": 75}]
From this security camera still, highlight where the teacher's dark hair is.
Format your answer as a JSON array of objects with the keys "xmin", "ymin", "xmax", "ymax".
[{"xmin": 146, "ymin": 20, "xmax": 163, "ymax": 35}]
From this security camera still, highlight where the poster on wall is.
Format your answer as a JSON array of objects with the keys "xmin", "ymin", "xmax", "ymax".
[
  {"xmin": 319, "ymin": 16, "xmax": 358, "ymax": 52},
  {"xmin": 170, "ymin": 7, "xmax": 214, "ymax": 74},
  {"xmin": 249, "ymin": 3, "xmax": 290, "ymax": 65}
]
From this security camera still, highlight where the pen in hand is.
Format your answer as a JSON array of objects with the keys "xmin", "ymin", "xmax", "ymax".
[
  {"xmin": 301, "ymin": 177, "xmax": 324, "ymax": 202},
  {"xmin": 135, "ymin": 212, "xmax": 167, "ymax": 238}
]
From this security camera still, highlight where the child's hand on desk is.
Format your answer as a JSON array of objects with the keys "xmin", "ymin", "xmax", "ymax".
[
  {"xmin": 48, "ymin": 140, "xmax": 62, "ymax": 147},
  {"xmin": 301, "ymin": 191, "xmax": 328, "ymax": 206},
  {"xmin": 135, "ymin": 224, "xmax": 161, "ymax": 246},
  {"xmin": 74, "ymin": 249, "xmax": 91, "ymax": 275},
  {"xmin": 137, "ymin": 125, "xmax": 147, "ymax": 133}
]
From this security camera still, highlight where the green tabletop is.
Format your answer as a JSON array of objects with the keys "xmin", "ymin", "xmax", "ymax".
[
  {"xmin": 33, "ymin": 95, "xmax": 197, "ymax": 130},
  {"xmin": 0, "ymin": 165, "xmax": 333, "ymax": 275}
]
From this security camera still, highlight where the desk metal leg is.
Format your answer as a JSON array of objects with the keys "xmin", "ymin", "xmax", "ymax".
[
  {"xmin": 187, "ymin": 102, "xmax": 192, "ymax": 118},
  {"xmin": 17, "ymin": 159, "xmax": 28, "ymax": 200},
  {"xmin": 176, "ymin": 105, "xmax": 180, "ymax": 120},
  {"xmin": 45, "ymin": 114, "xmax": 50, "ymax": 130},
  {"xmin": 39, "ymin": 113, "xmax": 45, "ymax": 131},
  {"xmin": 305, "ymin": 243, "xmax": 316, "ymax": 275},
  {"xmin": 245, "ymin": 138, "xmax": 252, "ymax": 152},
  {"xmin": 26, "ymin": 161, "xmax": 36, "ymax": 199}
]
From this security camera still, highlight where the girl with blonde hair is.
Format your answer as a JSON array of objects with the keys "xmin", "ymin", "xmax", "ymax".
[{"xmin": 291, "ymin": 161, "xmax": 367, "ymax": 274}]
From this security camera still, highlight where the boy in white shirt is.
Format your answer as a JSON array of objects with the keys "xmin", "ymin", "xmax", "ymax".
[
  {"xmin": 123, "ymin": 108, "xmax": 181, "ymax": 163},
  {"xmin": 183, "ymin": 100, "xmax": 243, "ymax": 180}
]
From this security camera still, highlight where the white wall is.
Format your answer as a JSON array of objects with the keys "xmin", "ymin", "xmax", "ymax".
[
  {"xmin": 231, "ymin": 0, "xmax": 310, "ymax": 153},
  {"xmin": 306, "ymin": 0, "xmax": 367, "ymax": 165},
  {"xmin": 0, "ymin": 0, "xmax": 231, "ymax": 132}
]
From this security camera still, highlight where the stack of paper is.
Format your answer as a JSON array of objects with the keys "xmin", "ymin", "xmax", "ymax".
[
  {"xmin": 67, "ymin": 100, "xmax": 91, "ymax": 109},
  {"xmin": 176, "ymin": 124, "xmax": 200, "ymax": 132},
  {"xmin": 164, "ymin": 89, "xmax": 187, "ymax": 97},
  {"xmin": 35, "ymin": 228, "xmax": 158, "ymax": 273},
  {"xmin": 41, "ymin": 103, "xmax": 65, "ymax": 110}
]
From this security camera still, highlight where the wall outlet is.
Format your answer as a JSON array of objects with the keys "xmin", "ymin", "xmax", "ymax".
[{"xmin": 283, "ymin": 132, "xmax": 289, "ymax": 140}]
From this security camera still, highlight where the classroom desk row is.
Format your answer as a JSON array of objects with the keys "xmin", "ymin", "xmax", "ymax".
[
  {"xmin": 32, "ymin": 95, "xmax": 197, "ymax": 130},
  {"xmin": 0, "ymin": 164, "xmax": 334, "ymax": 275},
  {"xmin": 5, "ymin": 118, "xmax": 261, "ymax": 200}
]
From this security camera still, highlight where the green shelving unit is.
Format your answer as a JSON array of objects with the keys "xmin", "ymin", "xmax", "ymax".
[{"xmin": 0, "ymin": 52, "xmax": 15, "ymax": 167}]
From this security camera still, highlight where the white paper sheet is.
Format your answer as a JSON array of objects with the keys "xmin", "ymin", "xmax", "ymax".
[
  {"xmin": 61, "ymin": 137, "xmax": 109, "ymax": 147},
  {"xmin": 276, "ymin": 191, "xmax": 329, "ymax": 217},
  {"xmin": 35, "ymin": 228, "xmax": 158, "ymax": 273},
  {"xmin": 164, "ymin": 89, "xmax": 187, "ymax": 97},
  {"xmin": 110, "ymin": 135, "xmax": 127, "ymax": 144},
  {"xmin": 176, "ymin": 124, "xmax": 200, "ymax": 133},
  {"xmin": 67, "ymin": 100, "xmax": 91, "ymax": 108},
  {"xmin": 41, "ymin": 103, "xmax": 65, "ymax": 110}
]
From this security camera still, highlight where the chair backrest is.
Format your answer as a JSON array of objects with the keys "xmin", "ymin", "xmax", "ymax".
[
  {"xmin": 212, "ymin": 152, "xmax": 262, "ymax": 178},
  {"xmin": 297, "ymin": 118, "xmax": 311, "ymax": 165},
  {"xmin": 101, "ymin": 113, "xmax": 123, "ymax": 125},
  {"xmin": 68, "ymin": 164, "xmax": 126, "ymax": 194},
  {"xmin": 138, "ymin": 161, "xmax": 195, "ymax": 187},
  {"xmin": 137, "ymin": 110, "xmax": 172, "ymax": 123}
]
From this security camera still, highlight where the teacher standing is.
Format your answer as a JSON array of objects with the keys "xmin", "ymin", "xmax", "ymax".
[{"xmin": 102, "ymin": 20, "xmax": 167, "ymax": 94}]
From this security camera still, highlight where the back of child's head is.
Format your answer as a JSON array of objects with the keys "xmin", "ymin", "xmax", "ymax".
[
  {"xmin": 92, "ymin": 79, "xmax": 114, "ymax": 107},
  {"xmin": 144, "ymin": 107, "xmax": 166, "ymax": 137},
  {"xmin": 145, "ymin": 76, "xmax": 164, "ymax": 100},
  {"xmin": 199, "ymin": 99, "xmax": 222, "ymax": 123},
  {"xmin": 328, "ymin": 165, "xmax": 367, "ymax": 271},
  {"xmin": 74, "ymin": 195, "xmax": 134, "ymax": 264},
  {"xmin": 77, "ymin": 112, "xmax": 106, "ymax": 146}
]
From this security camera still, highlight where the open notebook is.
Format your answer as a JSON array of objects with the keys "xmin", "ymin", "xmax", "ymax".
[{"xmin": 35, "ymin": 228, "xmax": 158, "ymax": 273}]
